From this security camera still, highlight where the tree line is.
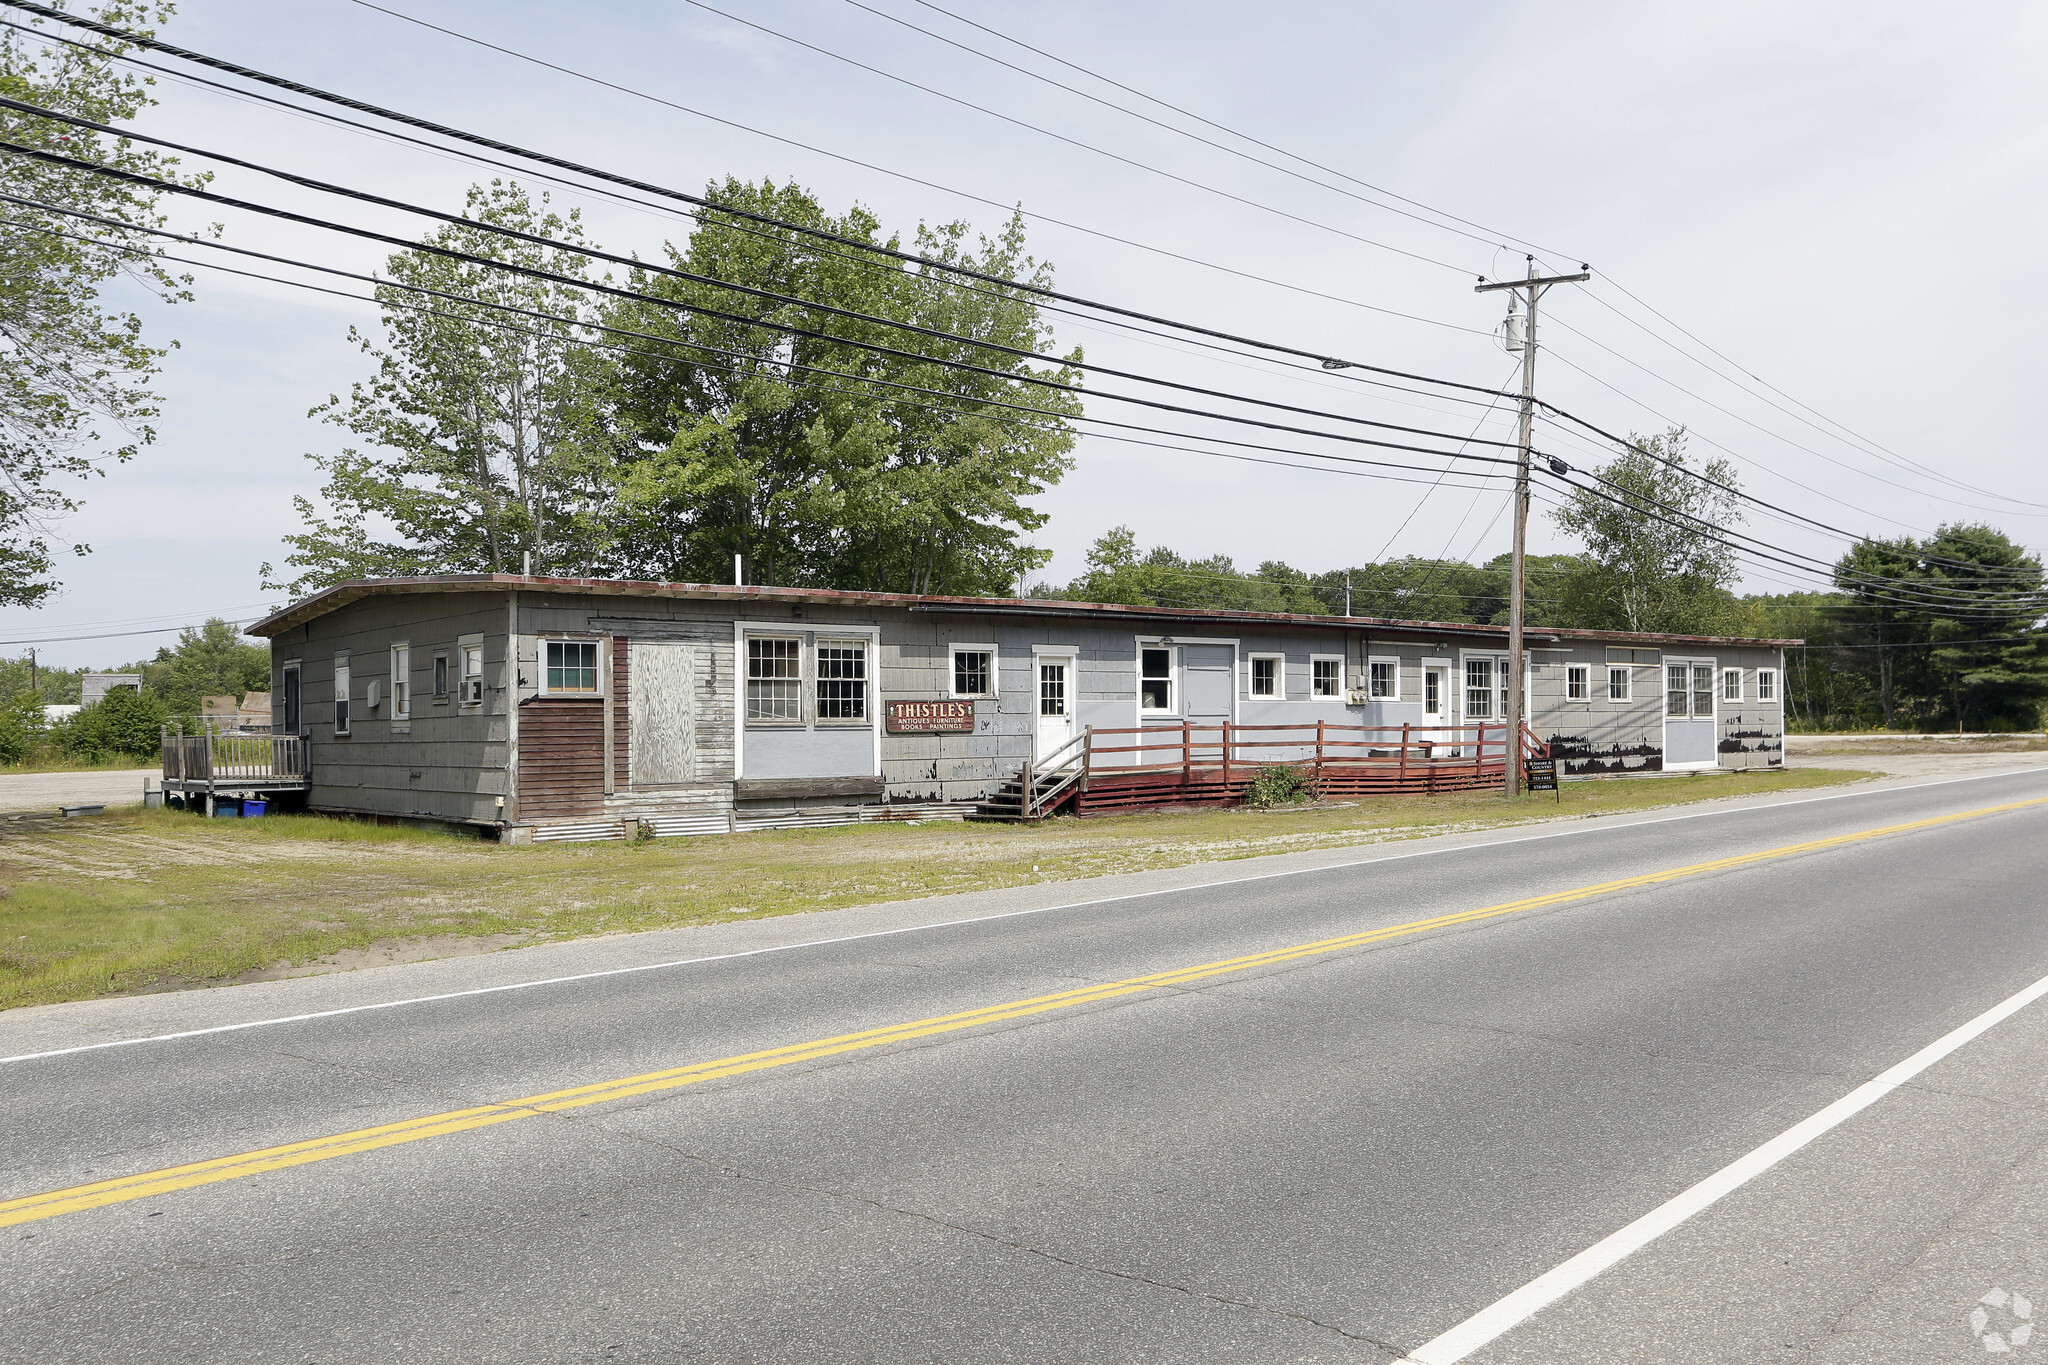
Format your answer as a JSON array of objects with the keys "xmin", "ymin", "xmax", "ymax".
[{"xmin": 1040, "ymin": 434, "xmax": 2048, "ymax": 733}]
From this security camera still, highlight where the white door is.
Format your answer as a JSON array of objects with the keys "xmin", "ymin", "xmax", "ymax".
[
  {"xmin": 1036, "ymin": 655, "xmax": 1078, "ymax": 759},
  {"xmin": 1662, "ymin": 657, "xmax": 1718, "ymax": 770},
  {"xmin": 1422, "ymin": 666, "xmax": 1448, "ymax": 724}
]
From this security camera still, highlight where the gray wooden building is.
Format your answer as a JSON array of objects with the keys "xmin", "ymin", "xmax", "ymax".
[{"xmin": 245, "ymin": 575, "xmax": 1796, "ymax": 840}]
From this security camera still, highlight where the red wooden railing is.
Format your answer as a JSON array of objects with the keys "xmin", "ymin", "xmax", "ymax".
[{"xmin": 1037, "ymin": 720, "xmax": 1548, "ymax": 816}]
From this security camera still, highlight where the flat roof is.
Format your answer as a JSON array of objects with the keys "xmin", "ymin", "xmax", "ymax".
[{"xmin": 246, "ymin": 574, "xmax": 1802, "ymax": 648}]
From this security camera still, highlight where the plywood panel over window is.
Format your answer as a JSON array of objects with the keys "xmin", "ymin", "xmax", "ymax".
[{"xmin": 630, "ymin": 641, "xmax": 699, "ymax": 786}]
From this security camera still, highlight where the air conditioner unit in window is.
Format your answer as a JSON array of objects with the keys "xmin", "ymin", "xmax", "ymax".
[{"xmin": 462, "ymin": 677, "xmax": 484, "ymax": 705}]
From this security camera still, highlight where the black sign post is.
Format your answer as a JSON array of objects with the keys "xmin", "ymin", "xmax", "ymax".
[{"xmin": 1524, "ymin": 756, "xmax": 1560, "ymax": 801}]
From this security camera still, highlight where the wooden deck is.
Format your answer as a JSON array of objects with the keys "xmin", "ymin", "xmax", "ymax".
[
  {"xmin": 993, "ymin": 721, "xmax": 1542, "ymax": 819},
  {"xmin": 160, "ymin": 727, "xmax": 308, "ymax": 811}
]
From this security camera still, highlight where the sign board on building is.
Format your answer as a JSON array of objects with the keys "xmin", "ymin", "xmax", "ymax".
[
  {"xmin": 1525, "ymin": 756, "xmax": 1560, "ymax": 797},
  {"xmin": 886, "ymin": 699, "xmax": 976, "ymax": 733}
]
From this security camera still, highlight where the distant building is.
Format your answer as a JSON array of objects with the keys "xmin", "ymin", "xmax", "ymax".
[
  {"xmin": 201, "ymin": 692, "xmax": 271, "ymax": 733},
  {"xmin": 81, "ymin": 673, "xmax": 143, "ymax": 707},
  {"xmin": 42, "ymin": 703, "xmax": 80, "ymax": 726}
]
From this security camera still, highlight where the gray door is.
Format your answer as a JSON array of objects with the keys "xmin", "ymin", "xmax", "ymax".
[
  {"xmin": 1662, "ymin": 659, "xmax": 1718, "ymax": 768},
  {"xmin": 1181, "ymin": 645, "xmax": 1234, "ymax": 725},
  {"xmin": 629, "ymin": 642, "xmax": 699, "ymax": 786}
]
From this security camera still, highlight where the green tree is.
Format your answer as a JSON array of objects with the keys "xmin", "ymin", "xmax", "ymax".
[
  {"xmin": 0, "ymin": 652, "xmax": 82, "ymax": 704},
  {"xmin": 265, "ymin": 181, "xmax": 615, "ymax": 595},
  {"xmin": 57, "ymin": 682, "xmax": 165, "ymax": 758},
  {"xmin": 0, "ymin": 686, "xmax": 47, "ymax": 764},
  {"xmin": 123, "ymin": 617, "xmax": 268, "ymax": 714},
  {"xmin": 1046, "ymin": 526, "xmax": 1324, "ymax": 612},
  {"xmin": 603, "ymin": 180, "xmax": 1079, "ymax": 594},
  {"xmin": 0, "ymin": 2, "xmax": 205, "ymax": 604},
  {"xmin": 1550, "ymin": 428, "xmax": 1744, "ymax": 634}
]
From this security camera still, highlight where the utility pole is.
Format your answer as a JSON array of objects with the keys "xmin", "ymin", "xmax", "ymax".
[{"xmin": 1476, "ymin": 256, "xmax": 1589, "ymax": 797}]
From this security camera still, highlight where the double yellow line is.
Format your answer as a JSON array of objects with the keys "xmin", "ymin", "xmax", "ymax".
[{"xmin": 5, "ymin": 795, "xmax": 2041, "ymax": 1230}]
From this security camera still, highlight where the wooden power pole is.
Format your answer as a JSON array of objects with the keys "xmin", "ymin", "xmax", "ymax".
[{"xmin": 1476, "ymin": 257, "xmax": 1588, "ymax": 797}]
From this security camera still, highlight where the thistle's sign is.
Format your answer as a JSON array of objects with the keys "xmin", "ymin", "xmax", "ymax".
[{"xmin": 886, "ymin": 699, "xmax": 976, "ymax": 733}]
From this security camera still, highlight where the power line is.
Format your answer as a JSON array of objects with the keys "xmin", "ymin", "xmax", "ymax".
[
  {"xmin": 0, "ymin": 0, "xmax": 1500, "ymax": 370},
  {"xmin": 664, "ymin": 0, "xmax": 1474, "ymax": 275},
  {"xmin": 0, "ymin": 130, "xmax": 1551, "ymax": 482}
]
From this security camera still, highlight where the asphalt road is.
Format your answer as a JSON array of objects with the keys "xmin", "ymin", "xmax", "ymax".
[{"xmin": 6, "ymin": 769, "xmax": 2048, "ymax": 1362}]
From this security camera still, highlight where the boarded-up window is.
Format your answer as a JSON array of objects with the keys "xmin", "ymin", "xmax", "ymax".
[
  {"xmin": 747, "ymin": 637, "xmax": 801, "ymax": 721},
  {"xmin": 629, "ymin": 642, "xmax": 698, "ymax": 786},
  {"xmin": 817, "ymin": 641, "xmax": 868, "ymax": 721}
]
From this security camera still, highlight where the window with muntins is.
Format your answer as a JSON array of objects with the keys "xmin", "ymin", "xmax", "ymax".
[
  {"xmin": 1312, "ymin": 658, "xmax": 1340, "ymax": 698},
  {"xmin": 1250, "ymin": 656, "xmax": 1279, "ymax": 698},
  {"xmin": 1567, "ymin": 664, "xmax": 1588, "ymax": 701},
  {"xmin": 817, "ymin": 642, "xmax": 868, "ymax": 721},
  {"xmin": 1465, "ymin": 659, "xmax": 1494, "ymax": 718},
  {"xmin": 461, "ymin": 645, "xmax": 484, "ymax": 705},
  {"xmin": 1140, "ymin": 648, "xmax": 1174, "ymax": 712},
  {"xmin": 952, "ymin": 649, "xmax": 992, "ymax": 698},
  {"xmin": 747, "ymin": 637, "xmax": 802, "ymax": 721},
  {"xmin": 1693, "ymin": 665, "xmax": 1715, "ymax": 717},
  {"xmin": 1040, "ymin": 663, "xmax": 1067, "ymax": 717},
  {"xmin": 1758, "ymin": 668, "xmax": 1778, "ymax": 702},
  {"xmin": 1667, "ymin": 664, "xmax": 1688, "ymax": 717},
  {"xmin": 1608, "ymin": 666, "xmax": 1630, "ymax": 702},
  {"xmin": 545, "ymin": 640, "xmax": 599, "ymax": 694},
  {"xmin": 1722, "ymin": 668, "xmax": 1742, "ymax": 703},
  {"xmin": 1370, "ymin": 659, "xmax": 1397, "ymax": 700}
]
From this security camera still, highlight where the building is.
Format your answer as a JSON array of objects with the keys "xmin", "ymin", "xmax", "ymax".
[
  {"xmin": 243, "ymin": 575, "xmax": 1795, "ymax": 841},
  {"xmin": 200, "ymin": 692, "xmax": 272, "ymax": 733},
  {"xmin": 80, "ymin": 673, "xmax": 143, "ymax": 707}
]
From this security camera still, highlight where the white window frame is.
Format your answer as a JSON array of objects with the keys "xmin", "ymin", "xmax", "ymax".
[
  {"xmin": 333, "ymin": 653, "xmax": 352, "ymax": 738},
  {"xmin": 540, "ymin": 638, "xmax": 602, "ymax": 697},
  {"xmin": 279, "ymin": 659, "xmax": 303, "ymax": 736},
  {"xmin": 1246, "ymin": 652, "xmax": 1284, "ymax": 700},
  {"xmin": 1758, "ymin": 667, "xmax": 1779, "ymax": 703},
  {"xmin": 458, "ymin": 634, "xmax": 485, "ymax": 708},
  {"xmin": 1464, "ymin": 656, "xmax": 1496, "ymax": 720},
  {"xmin": 745, "ymin": 634, "xmax": 805, "ymax": 724},
  {"xmin": 1722, "ymin": 667, "xmax": 1743, "ymax": 704},
  {"xmin": 1607, "ymin": 665, "xmax": 1632, "ymax": 703},
  {"xmin": 948, "ymin": 644, "xmax": 998, "ymax": 700},
  {"xmin": 389, "ymin": 642, "xmax": 411, "ymax": 727},
  {"xmin": 1310, "ymin": 655, "xmax": 1343, "ymax": 700},
  {"xmin": 1368, "ymin": 655, "xmax": 1401, "ymax": 702},
  {"xmin": 815, "ymin": 637, "xmax": 870, "ymax": 725},
  {"xmin": 1566, "ymin": 664, "xmax": 1589, "ymax": 701},
  {"xmin": 1139, "ymin": 644, "xmax": 1177, "ymax": 715}
]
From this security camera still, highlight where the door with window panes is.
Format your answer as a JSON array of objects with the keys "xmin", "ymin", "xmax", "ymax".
[
  {"xmin": 1035, "ymin": 653, "xmax": 1077, "ymax": 759},
  {"xmin": 1661, "ymin": 657, "xmax": 1718, "ymax": 769}
]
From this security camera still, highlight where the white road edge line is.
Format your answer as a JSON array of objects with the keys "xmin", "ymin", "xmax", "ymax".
[
  {"xmin": 1402, "ymin": 965, "xmax": 2048, "ymax": 1365},
  {"xmin": 3, "ymin": 764, "xmax": 2044, "ymax": 1068}
]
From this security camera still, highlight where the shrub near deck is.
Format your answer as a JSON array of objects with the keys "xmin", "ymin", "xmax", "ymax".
[{"xmin": 0, "ymin": 766, "xmax": 1870, "ymax": 1010}]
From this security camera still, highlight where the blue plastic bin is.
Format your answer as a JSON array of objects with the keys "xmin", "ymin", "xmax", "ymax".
[
  {"xmin": 241, "ymin": 799, "xmax": 268, "ymax": 817},
  {"xmin": 211, "ymin": 799, "xmax": 242, "ymax": 818}
]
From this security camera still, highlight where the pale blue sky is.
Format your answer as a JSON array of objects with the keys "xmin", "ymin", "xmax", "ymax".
[{"xmin": 11, "ymin": 0, "xmax": 2048, "ymax": 664}]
